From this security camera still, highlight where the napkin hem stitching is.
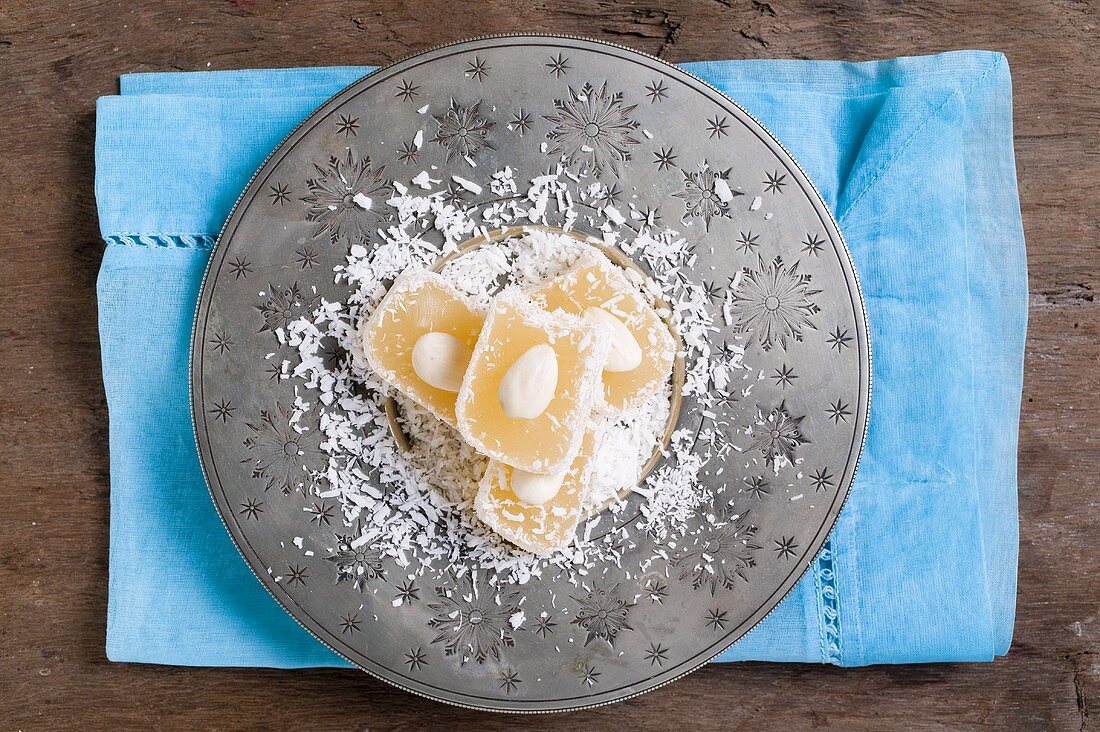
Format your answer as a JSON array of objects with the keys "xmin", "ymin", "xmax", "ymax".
[{"xmin": 104, "ymin": 233, "xmax": 216, "ymax": 249}]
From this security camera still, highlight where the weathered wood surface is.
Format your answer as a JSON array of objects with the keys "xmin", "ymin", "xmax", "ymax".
[{"xmin": 1, "ymin": 1, "xmax": 1097, "ymax": 729}]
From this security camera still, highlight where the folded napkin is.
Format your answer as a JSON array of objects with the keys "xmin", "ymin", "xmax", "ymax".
[{"xmin": 96, "ymin": 50, "xmax": 1026, "ymax": 668}]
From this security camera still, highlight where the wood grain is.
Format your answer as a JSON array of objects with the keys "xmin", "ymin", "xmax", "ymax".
[{"xmin": 1, "ymin": 0, "xmax": 1097, "ymax": 729}]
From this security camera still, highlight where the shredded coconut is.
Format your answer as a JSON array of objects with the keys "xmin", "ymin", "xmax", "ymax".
[{"xmin": 283, "ymin": 162, "xmax": 754, "ymax": 586}]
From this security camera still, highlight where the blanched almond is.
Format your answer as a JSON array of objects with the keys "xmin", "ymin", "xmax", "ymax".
[
  {"xmin": 498, "ymin": 344, "xmax": 558, "ymax": 419},
  {"xmin": 411, "ymin": 331, "xmax": 472, "ymax": 392},
  {"xmin": 584, "ymin": 307, "xmax": 642, "ymax": 372},
  {"xmin": 510, "ymin": 468, "xmax": 567, "ymax": 505}
]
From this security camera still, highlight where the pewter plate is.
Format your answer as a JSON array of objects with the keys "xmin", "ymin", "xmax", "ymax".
[{"xmin": 191, "ymin": 35, "xmax": 870, "ymax": 712}]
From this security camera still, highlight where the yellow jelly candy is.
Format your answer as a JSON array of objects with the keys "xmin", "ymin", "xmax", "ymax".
[
  {"xmin": 360, "ymin": 270, "xmax": 484, "ymax": 427},
  {"xmin": 456, "ymin": 290, "xmax": 610, "ymax": 474},
  {"xmin": 531, "ymin": 249, "xmax": 677, "ymax": 412},
  {"xmin": 475, "ymin": 434, "xmax": 594, "ymax": 555}
]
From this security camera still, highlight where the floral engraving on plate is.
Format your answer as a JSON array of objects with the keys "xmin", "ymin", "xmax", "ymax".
[
  {"xmin": 326, "ymin": 524, "xmax": 386, "ymax": 591},
  {"xmin": 570, "ymin": 582, "xmax": 635, "ymax": 648},
  {"xmin": 301, "ymin": 149, "xmax": 389, "ymax": 246},
  {"xmin": 428, "ymin": 574, "xmax": 520, "ymax": 665},
  {"xmin": 430, "ymin": 99, "xmax": 495, "ymax": 163},
  {"xmin": 543, "ymin": 82, "xmax": 641, "ymax": 177},
  {"xmin": 673, "ymin": 163, "xmax": 741, "ymax": 231},
  {"xmin": 748, "ymin": 401, "xmax": 809, "ymax": 467},
  {"xmin": 257, "ymin": 282, "xmax": 319, "ymax": 334},
  {"xmin": 727, "ymin": 256, "xmax": 821, "ymax": 351},
  {"xmin": 705, "ymin": 114, "xmax": 730, "ymax": 139},
  {"xmin": 241, "ymin": 402, "xmax": 321, "ymax": 495},
  {"xmin": 306, "ymin": 500, "xmax": 335, "ymax": 526},
  {"xmin": 673, "ymin": 511, "xmax": 761, "ymax": 594},
  {"xmin": 397, "ymin": 140, "xmax": 420, "ymax": 165}
]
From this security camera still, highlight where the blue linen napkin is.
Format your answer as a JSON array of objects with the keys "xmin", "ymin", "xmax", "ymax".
[{"xmin": 96, "ymin": 50, "xmax": 1026, "ymax": 668}]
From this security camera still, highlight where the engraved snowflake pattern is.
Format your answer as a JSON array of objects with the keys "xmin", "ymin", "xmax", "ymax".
[
  {"xmin": 673, "ymin": 511, "xmax": 761, "ymax": 595},
  {"xmin": 578, "ymin": 662, "xmax": 601, "ymax": 687},
  {"xmin": 802, "ymin": 232, "xmax": 826, "ymax": 257},
  {"xmin": 395, "ymin": 79, "xmax": 419, "ymax": 102},
  {"xmin": 706, "ymin": 608, "xmax": 729, "ymax": 631},
  {"xmin": 238, "ymin": 497, "xmax": 263, "ymax": 520},
  {"xmin": 727, "ymin": 255, "xmax": 821, "ymax": 351},
  {"xmin": 533, "ymin": 613, "xmax": 557, "ymax": 637},
  {"xmin": 404, "ymin": 647, "xmax": 428, "ymax": 671},
  {"xmin": 510, "ymin": 109, "xmax": 533, "ymax": 135},
  {"xmin": 673, "ymin": 164, "xmax": 741, "ymax": 231},
  {"xmin": 430, "ymin": 99, "xmax": 495, "ymax": 163},
  {"xmin": 325, "ymin": 525, "xmax": 385, "ymax": 591},
  {"xmin": 256, "ymin": 281, "xmax": 319, "ymax": 333},
  {"xmin": 340, "ymin": 611, "xmax": 361, "ymax": 635},
  {"xmin": 209, "ymin": 398, "xmax": 235, "ymax": 423},
  {"xmin": 570, "ymin": 582, "xmax": 635, "ymax": 648},
  {"xmin": 545, "ymin": 53, "xmax": 570, "ymax": 77},
  {"xmin": 644, "ymin": 642, "xmax": 669, "ymax": 666},
  {"xmin": 498, "ymin": 668, "xmax": 522, "ymax": 694},
  {"xmin": 334, "ymin": 113, "xmax": 359, "ymax": 137},
  {"xmin": 774, "ymin": 536, "xmax": 799, "ymax": 559},
  {"xmin": 394, "ymin": 579, "xmax": 419, "ymax": 605},
  {"xmin": 748, "ymin": 400, "xmax": 809, "ymax": 467},
  {"xmin": 241, "ymin": 402, "xmax": 321, "ymax": 495},
  {"xmin": 827, "ymin": 325, "xmax": 853, "ymax": 351},
  {"xmin": 301, "ymin": 149, "xmax": 389, "ymax": 246},
  {"xmin": 653, "ymin": 146, "xmax": 677, "ymax": 171},
  {"xmin": 744, "ymin": 475, "xmax": 769, "ymax": 499},
  {"xmin": 464, "ymin": 56, "xmax": 490, "ymax": 81},
  {"xmin": 306, "ymin": 500, "xmax": 335, "ymax": 526},
  {"xmin": 810, "ymin": 467, "xmax": 835, "ymax": 492},
  {"xmin": 543, "ymin": 82, "xmax": 641, "ymax": 176},
  {"xmin": 427, "ymin": 574, "xmax": 519, "ymax": 665},
  {"xmin": 227, "ymin": 256, "xmax": 252, "ymax": 280},
  {"xmin": 645, "ymin": 79, "xmax": 668, "ymax": 103}
]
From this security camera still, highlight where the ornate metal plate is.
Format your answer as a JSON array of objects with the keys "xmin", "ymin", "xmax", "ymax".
[{"xmin": 191, "ymin": 35, "xmax": 870, "ymax": 712}]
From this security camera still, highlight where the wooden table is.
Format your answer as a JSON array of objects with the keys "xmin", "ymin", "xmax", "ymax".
[{"xmin": 2, "ymin": 1, "xmax": 1096, "ymax": 729}]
